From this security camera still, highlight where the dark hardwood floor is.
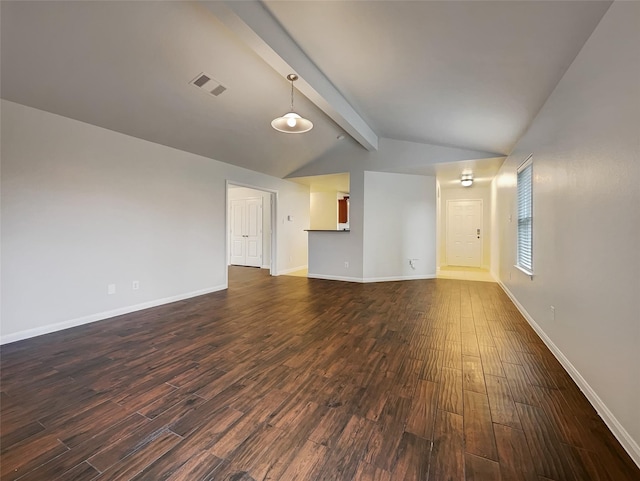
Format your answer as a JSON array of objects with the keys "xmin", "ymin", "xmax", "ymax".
[{"xmin": 1, "ymin": 267, "xmax": 638, "ymax": 481}]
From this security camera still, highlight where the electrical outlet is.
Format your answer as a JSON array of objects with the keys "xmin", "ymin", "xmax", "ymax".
[
  {"xmin": 132, "ymin": 280, "xmax": 140, "ymax": 290},
  {"xmin": 550, "ymin": 305, "xmax": 555, "ymax": 321},
  {"xmin": 108, "ymin": 284, "xmax": 116, "ymax": 295},
  {"xmin": 344, "ymin": 261, "xmax": 349, "ymax": 268}
]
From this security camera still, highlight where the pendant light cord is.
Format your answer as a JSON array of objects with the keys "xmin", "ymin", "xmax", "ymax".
[{"xmin": 290, "ymin": 79, "xmax": 294, "ymax": 111}]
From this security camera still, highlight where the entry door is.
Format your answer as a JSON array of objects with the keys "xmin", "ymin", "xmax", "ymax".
[
  {"xmin": 230, "ymin": 198, "xmax": 262, "ymax": 267},
  {"xmin": 446, "ymin": 199, "xmax": 482, "ymax": 267}
]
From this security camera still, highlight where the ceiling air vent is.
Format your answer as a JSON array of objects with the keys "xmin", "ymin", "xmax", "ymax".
[{"xmin": 189, "ymin": 72, "xmax": 227, "ymax": 97}]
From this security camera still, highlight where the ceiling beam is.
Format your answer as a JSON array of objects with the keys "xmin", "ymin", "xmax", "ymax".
[{"xmin": 202, "ymin": 0, "xmax": 379, "ymax": 151}]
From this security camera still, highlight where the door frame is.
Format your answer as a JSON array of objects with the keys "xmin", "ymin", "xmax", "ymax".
[
  {"xmin": 225, "ymin": 181, "xmax": 278, "ymax": 285},
  {"xmin": 445, "ymin": 198, "xmax": 483, "ymax": 268}
]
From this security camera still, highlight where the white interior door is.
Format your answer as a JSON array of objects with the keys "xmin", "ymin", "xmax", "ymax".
[
  {"xmin": 244, "ymin": 198, "xmax": 262, "ymax": 267},
  {"xmin": 446, "ymin": 199, "xmax": 482, "ymax": 267},
  {"xmin": 229, "ymin": 197, "xmax": 262, "ymax": 267},
  {"xmin": 230, "ymin": 199, "xmax": 246, "ymax": 265}
]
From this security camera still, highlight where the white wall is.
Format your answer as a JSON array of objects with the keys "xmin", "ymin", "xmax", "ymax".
[
  {"xmin": 493, "ymin": 1, "xmax": 640, "ymax": 464},
  {"xmin": 308, "ymin": 170, "xmax": 364, "ymax": 280},
  {"xmin": 363, "ymin": 172, "xmax": 436, "ymax": 281},
  {"xmin": 308, "ymin": 170, "xmax": 437, "ymax": 282},
  {"xmin": 438, "ymin": 183, "xmax": 492, "ymax": 269},
  {"xmin": 1, "ymin": 100, "xmax": 309, "ymax": 343},
  {"xmin": 490, "ymin": 178, "xmax": 500, "ymax": 279},
  {"xmin": 310, "ymin": 190, "xmax": 338, "ymax": 230},
  {"xmin": 228, "ymin": 186, "xmax": 272, "ymax": 269}
]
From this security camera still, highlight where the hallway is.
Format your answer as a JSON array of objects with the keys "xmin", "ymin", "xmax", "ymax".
[{"xmin": 437, "ymin": 266, "xmax": 495, "ymax": 283}]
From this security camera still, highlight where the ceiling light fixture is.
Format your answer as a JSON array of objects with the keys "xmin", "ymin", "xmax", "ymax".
[
  {"xmin": 271, "ymin": 74, "xmax": 313, "ymax": 134},
  {"xmin": 461, "ymin": 173, "xmax": 474, "ymax": 187}
]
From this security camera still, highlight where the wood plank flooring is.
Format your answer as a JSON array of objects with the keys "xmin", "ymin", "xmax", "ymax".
[{"xmin": 1, "ymin": 267, "xmax": 638, "ymax": 481}]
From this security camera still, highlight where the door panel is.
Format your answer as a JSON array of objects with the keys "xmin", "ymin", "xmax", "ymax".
[
  {"xmin": 230, "ymin": 200, "xmax": 246, "ymax": 265},
  {"xmin": 245, "ymin": 199, "xmax": 262, "ymax": 267},
  {"xmin": 446, "ymin": 200, "xmax": 482, "ymax": 267},
  {"xmin": 229, "ymin": 197, "xmax": 262, "ymax": 267}
]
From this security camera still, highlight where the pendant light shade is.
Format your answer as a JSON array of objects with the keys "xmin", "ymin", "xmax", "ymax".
[
  {"xmin": 271, "ymin": 112, "xmax": 313, "ymax": 133},
  {"xmin": 272, "ymin": 74, "xmax": 313, "ymax": 134}
]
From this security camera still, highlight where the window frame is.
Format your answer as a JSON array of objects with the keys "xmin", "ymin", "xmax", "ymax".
[{"xmin": 515, "ymin": 155, "xmax": 534, "ymax": 277}]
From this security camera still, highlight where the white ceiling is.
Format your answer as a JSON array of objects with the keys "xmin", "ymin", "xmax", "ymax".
[
  {"xmin": 264, "ymin": 0, "xmax": 611, "ymax": 155},
  {"xmin": 1, "ymin": 1, "xmax": 612, "ymax": 181},
  {"xmin": 0, "ymin": 1, "xmax": 344, "ymax": 178},
  {"xmin": 435, "ymin": 157, "xmax": 508, "ymax": 189}
]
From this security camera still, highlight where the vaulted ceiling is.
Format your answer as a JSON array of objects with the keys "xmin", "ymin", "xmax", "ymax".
[{"xmin": 1, "ymin": 1, "xmax": 612, "ymax": 180}]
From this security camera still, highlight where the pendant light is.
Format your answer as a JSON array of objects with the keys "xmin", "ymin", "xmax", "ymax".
[{"xmin": 271, "ymin": 74, "xmax": 313, "ymax": 133}]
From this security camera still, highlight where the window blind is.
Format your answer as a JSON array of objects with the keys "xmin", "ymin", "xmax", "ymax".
[{"xmin": 517, "ymin": 158, "xmax": 533, "ymax": 273}]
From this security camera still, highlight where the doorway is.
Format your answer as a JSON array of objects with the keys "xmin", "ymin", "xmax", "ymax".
[
  {"xmin": 230, "ymin": 197, "xmax": 262, "ymax": 267},
  {"xmin": 446, "ymin": 199, "xmax": 483, "ymax": 267},
  {"xmin": 227, "ymin": 183, "xmax": 275, "ymax": 276}
]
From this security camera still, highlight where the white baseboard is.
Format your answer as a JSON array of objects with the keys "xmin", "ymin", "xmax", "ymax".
[
  {"xmin": 277, "ymin": 265, "xmax": 308, "ymax": 275},
  {"xmin": 0, "ymin": 284, "xmax": 227, "ymax": 345},
  {"xmin": 363, "ymin": 274, "xmax": 436, "ymax": 283},
  {"xmin": 307, "ymin": 273, "xmax": 436, "ymax": 283},
  {"xmin": 490, "ymin": 268, "xmax": 499, "ymax": 281},
  {"xmin": 307, "ymin": 273, "xmax": 362, "ymax": 283},
  {"xmin": 498, "ymin": 280, "xmax": 640, "ymax": 468}
]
